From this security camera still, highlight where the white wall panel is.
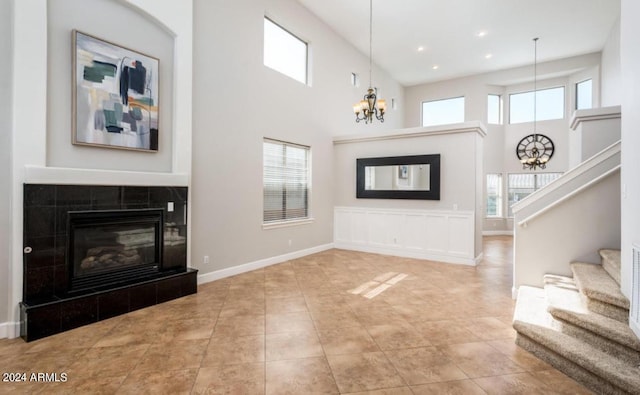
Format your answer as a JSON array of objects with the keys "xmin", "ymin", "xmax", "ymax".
[
  {"xmin": 425, "ymin": 214, "xmax": 448, "ymax": 253},
  {"xmin": 334, "ymin": 207, "xmax": 476, "ymax": 265},
  {"xmin": 404, "ymin": 214, "xmax": 428, "ymax": 251}
]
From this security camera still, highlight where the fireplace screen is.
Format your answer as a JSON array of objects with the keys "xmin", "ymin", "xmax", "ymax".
[{"xmin": 68, "ymin": 209, "xmax": 163, "ymax": 290}]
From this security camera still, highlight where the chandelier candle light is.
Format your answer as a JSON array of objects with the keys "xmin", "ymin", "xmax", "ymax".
[
  {"xmin": 515, "ymin": 37, "xmax": 555, "ymax": 170},
  {"xmin": 353, "ymin": 0, "xmax": 386, "ymax": 124}
]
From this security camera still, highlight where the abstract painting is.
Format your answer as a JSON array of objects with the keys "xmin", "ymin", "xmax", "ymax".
[{"xmin": 73, "ymin": 30, "xmax": 159, "ymax": 151}]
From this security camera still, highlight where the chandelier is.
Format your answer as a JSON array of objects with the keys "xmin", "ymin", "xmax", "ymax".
[
  {"xmin": 516, "ymin": 38, "xmax": 555, "ymax": 170},
  {"xmin": 353, "ymin": 0, "xmax": 386, "ymax": 124}
]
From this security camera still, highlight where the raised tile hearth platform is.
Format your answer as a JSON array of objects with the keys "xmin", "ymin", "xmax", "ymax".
[{"xmin": 20, "ymin": 184, "xmax": 196, "ymax": 341}]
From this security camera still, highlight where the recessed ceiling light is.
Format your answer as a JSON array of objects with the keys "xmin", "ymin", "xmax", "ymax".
[
  {"xmin": 432, "ymin": 65, "xmax": 439, "ymax": 70},
  {"xmin": 485, "ymin": 53, "xmax": 493, "ymax": 59},
  {"xmin": 476, "ymin": 30, "xmax": 487, "ymax": 37},
  {"xmin": 417, "ymin": 46, "xmax": 424, "ymax": 52}
]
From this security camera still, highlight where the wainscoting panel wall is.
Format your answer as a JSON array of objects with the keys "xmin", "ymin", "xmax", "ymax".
[{"xmin": 334, "ymin": 207, "xmax": 476, "ymax": 265}]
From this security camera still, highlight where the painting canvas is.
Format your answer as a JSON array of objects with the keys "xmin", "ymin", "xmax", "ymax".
[{"xmin": 73, "ymin": 30, "xmax": 159, "ymax": 151}]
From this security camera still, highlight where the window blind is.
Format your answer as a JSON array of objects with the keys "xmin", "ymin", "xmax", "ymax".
[{"xmin": 263, "ymin": 139, "xmax": 310, "ymax": 223}]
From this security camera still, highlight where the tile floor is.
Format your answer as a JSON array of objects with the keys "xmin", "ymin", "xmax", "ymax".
[{"xmin": 0, "ymin": 236, "xmax": 592, "ymax": 394}]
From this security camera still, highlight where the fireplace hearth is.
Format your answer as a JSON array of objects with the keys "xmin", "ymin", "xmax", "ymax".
[{"xmin": 20, "ymin": 184, "xmax": 197, "ymax": 341}]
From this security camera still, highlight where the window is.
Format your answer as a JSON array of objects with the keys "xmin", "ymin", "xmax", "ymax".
[
  {"xmin": 487, "ymin": 94, "xmax": 501, "ymax": 124},
  {"xmin": 263, "ymin": 17, "xmax": 307, "ymax": 84},
  {"xmin": 351, "ymin": 72, "xmax": 359, "ymax": 87},
  {"xmin": 576, "ymin": 79, "xmax": 593, "ymax": 110},
  {"xmin": 507, "ymin": 173, "xmax": 562, "ymax": 216},
  {"xmin": 509, "ymin": 87, "xmax": 565, "ymax": 124},
  {"xmin": 263, "ymin": 139, "xmax": 310, "ymax": 224},
  {"xmin": 422, "ymin": 97, "xmax": 465, "ymax": 127},
  {"xmin": 486, "ymin": 174, "xmax": 503, "ymax": 217}
]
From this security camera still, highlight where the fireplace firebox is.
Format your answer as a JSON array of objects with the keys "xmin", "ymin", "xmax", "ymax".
[{"xmin": 68, "ymin": 209, "xmax": 164, "ymax": 292}]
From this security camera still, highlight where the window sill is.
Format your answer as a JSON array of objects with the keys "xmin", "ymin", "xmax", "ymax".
[{"xmin": 263, "ymin": 217, "xmax": 315, "ymax": 230}]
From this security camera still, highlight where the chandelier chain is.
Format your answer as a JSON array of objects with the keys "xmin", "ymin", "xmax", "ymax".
[
  {"xmin": 369, "ymin": 0, "xmax": 373, "ymax": 88},
  {"xmin": 533, "ymin": 37, "xmax": 538, "ymax": 139}
]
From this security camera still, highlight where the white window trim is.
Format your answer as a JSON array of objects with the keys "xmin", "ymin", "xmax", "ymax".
[{"xmin": 262, "ymin": 217, "xmax": 315, "ymax": 230}]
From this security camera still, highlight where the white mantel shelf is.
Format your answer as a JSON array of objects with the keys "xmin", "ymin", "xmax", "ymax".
[
  {"xmin": 24, "ymin": 165, "xmax": 189, "ymax": 186},
  {"xmin": 333, "ymin": 121, "xmax": 487, "ymax": 145},
  {"xmin": 570, "ymin": 105, "xmax": 621, "ymax": 130}
]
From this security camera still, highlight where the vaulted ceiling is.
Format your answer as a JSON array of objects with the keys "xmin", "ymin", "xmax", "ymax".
[{"xmin": 297, "ymin": 0, "xmax": 620, "ymax": 86}]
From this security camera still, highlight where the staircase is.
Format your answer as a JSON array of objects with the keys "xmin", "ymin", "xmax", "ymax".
[{"xmin": 513, "ymin": 249, "xmax": 640, "ymax": 394}]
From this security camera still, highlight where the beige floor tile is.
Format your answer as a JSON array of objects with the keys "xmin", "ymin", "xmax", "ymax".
[
  {"xmin": 486, "ymin": 339, "xmax": 552, "ymax": 372},
  {"xmin": 411, "ymin": 379, "xmax": 488, "ymax": 394},
  {"xmin": 266, "ymin": 357, "xmax": 339, "ymax": 394},
  {"xmin": 202, "ymin": 334, "xmax": 265, "ymax": 367},
  {"xmin": 386, "ymin": 347, "xmax": 468, "ymax": 385},
  {"xmin": 366, "ymin": 322, "xmax": 431, "ymax": 350},
  {"xmin": 266, "ymin": 311, "xmax": 315, "ymax": 334},
  {"xmin": 319, "ymin": 326, "xmax": 380, "ymax": 355},
  {"xmin": 461, "ymin": 317, "xmax": 517, "ymax": 341},
  {"xmin": 193, "ymin": 363, "xmax": 265, "ymax": 394},
  {"xmin": 66, "ymin": 344, "xmax": 150, "ymax": 378},
  {"xmin": 342, "ymin": 388, "xmax": 414, "ymax": 395},
  {"xmin": 117, "ymin": 369, "xmax": 197, "ymax": 394},
  {"xmin": 326, "ymin": 351, "xmax": 406, "ymax": 393},
  {"xmin": 219, "ymin": 299, "xmax": 265, "ymax": 317},
  {"xmin": 266, "ymin": 330, "xmax": 324, "ymax": 361},
  {"xmin": 214, "ymin": 313, "xmax": 265, "ymax": 337},
  {"xmin": 42, "ymin": 375, "xmax": 126, "ymax": 395},
  {"xmin": 311, "ymin": 307, "xmax": 362, "ymax": 329},
  {"xmin": 266, "ymin": 296, "xmax": 308, "ymax": 314},
  {"xmin": 155, "ymin": 317, "xmax": 216, "ymax": 342},
  {"xmin": 412, "ymin": 320, "xmax": 481, "ymax": 345},
  {"xmin": 472, "ymin": 373, "xmax": 550, "ymax": 394},
  {"xmin": 529, "ymin": 370, "xmax": 595, "ymax": 394},
  {"xmin": 132, "ymin": 339, "xmax": 208, "ymax": 373},
  {"xmin": 6, "ymin": 347, "xmax": 87, "ymax": 376},
  {"xmin": 439, "ymin": 342, "xmax": 527, "ymax": 378}
]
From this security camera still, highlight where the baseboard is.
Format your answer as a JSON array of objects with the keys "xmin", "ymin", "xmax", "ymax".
[
  {"xmin": 0, "ymin": 321, "xmax": 20, "ymax": 339},
  {"xmin": 512, "ymin": 286, "xmax": 519, "ymax": 300},
  {"xmin": 475, "ymin": 252, "xmax": 484, "ymax": 265},
  {"xmin": 333, "ymin": 242, "xmax": 477, "ymax": 266},
  {"xmin": 197, "ymin": 243, "xmax": 334, "ymax": 285},
  {"xmin": 483, "ymin": 230, "xmax": 514, "ymax": 236}
]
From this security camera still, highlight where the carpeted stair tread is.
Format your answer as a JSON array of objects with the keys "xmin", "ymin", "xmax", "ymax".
[
  {"xmin": 545, "ymin": 282, "xmax": 640, "ymax": 352},
  {"xmin": 514, "ymin": 286, "xmax": 640, "ymax": 393},
  {"xmin": 600, "ymin": 249, "xmax": 622, "ymax": 286},
  {"xmin": 571, "ymin": 262, "xmax": 629, "ymax": 310}
]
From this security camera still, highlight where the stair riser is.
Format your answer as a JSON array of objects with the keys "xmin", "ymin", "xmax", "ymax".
[
  {"xmin": 558, "ymin": 321, "xmax": 640, "ymax": 366},
  {"xmin": 603, "ymin": 261, "xmax": 621, "ymax": 286},
  {"xmin": 587, "ymin": 299, "xmax": 629, "ymax": 323},
  {"xmin": 516, "ymin": 334, "xmax": 635, "ymax": 395}
]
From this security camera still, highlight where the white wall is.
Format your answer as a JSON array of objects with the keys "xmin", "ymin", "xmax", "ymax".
[
  {"xmin": 620, "ymin": 0, "xmax": 640, "ymax": 299},
  {"xmin": 0, "ymin": 0, "xmax": 13, "ymax": 326},
  {"xmin": 190, "ymin": 0, "xmax": 404, "ymax": 277},
  {"xmin": 405, "ymin": 54, "xmax": 601, "ymax": 233},
  {"xmin": 601, "ymin": 17, "xmax": 622, "ymax": 107},
  {"xmin": 514, "ymin": 171, "xmax": 621, "ymax": 289},
  {"xmin": 332, "ymin": 126, "xmax": 484, "ymax": 257},
  {"xmin": 47, "ymin": 0, "xmax": 175, "ymax": 173},
  {"xmin": 5, "ymin": 0, "xmax": 192, "ymax": 337}
]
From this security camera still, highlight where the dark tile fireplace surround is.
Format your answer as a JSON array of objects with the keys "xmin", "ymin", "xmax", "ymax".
[{"xmin": 21, "ymin": 184, "xmax": 197, "ymax": 341}]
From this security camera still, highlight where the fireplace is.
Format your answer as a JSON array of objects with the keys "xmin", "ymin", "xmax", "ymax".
[
  {"xmin": 21, "ymin": 184, "xmax": 197, "ymax": 341},
  {"xmin": 68, "ymin": 209, "xmax": 163, "ymax": 292}
]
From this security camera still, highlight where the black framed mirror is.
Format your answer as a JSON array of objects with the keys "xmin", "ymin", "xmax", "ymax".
[{"xmin": 356, "ymin": 154, "xmax": 440, "ymax": 200}]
